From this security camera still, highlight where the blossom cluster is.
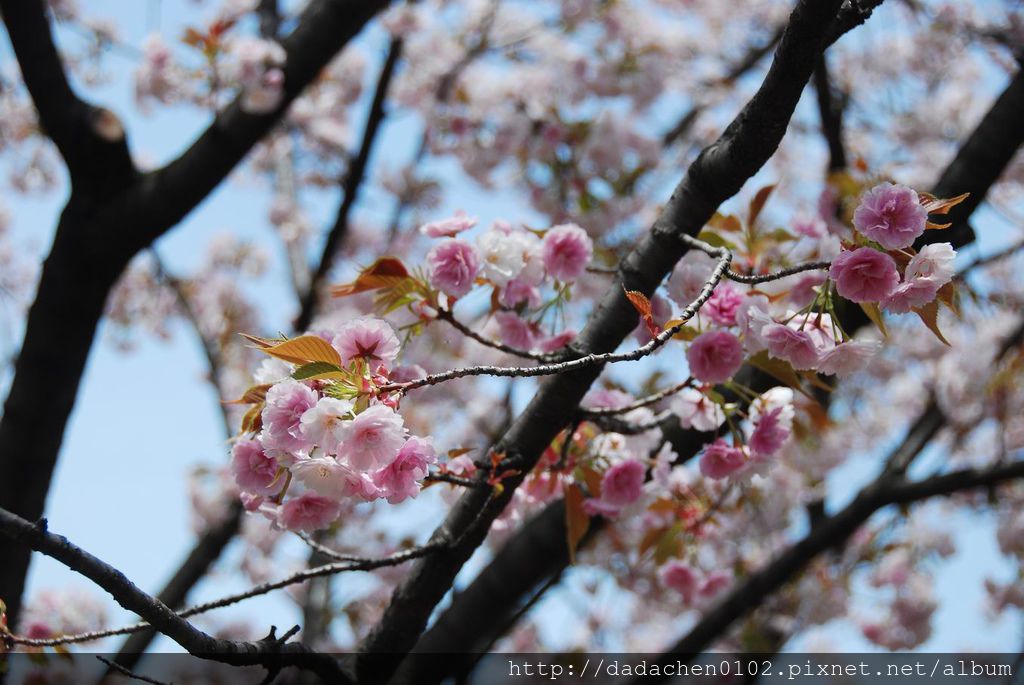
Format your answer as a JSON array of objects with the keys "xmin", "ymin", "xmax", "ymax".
[
  {"xmin": 423, "ymin": 216, "xmax": 593, "ymax": 351},
  {"xmin": 230, "ymin": 317, "xmax": 438, "ymax": 532}
]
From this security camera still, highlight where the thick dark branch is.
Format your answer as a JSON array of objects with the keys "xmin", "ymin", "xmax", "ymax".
[
  {"xmin": 0, "ymin": 0, "xmax": 388, "ymax": 628},
  {"xmin": 0, "ymin": 0, "xmax": 136, "ymax": 193},
  {"xmin": 919, "ymin": 68, "xmax": 1024, "ymax": 249},
  {"xmin": 0, "ymin": 507, "xmax": 351, "ymax": 683},
  {"xmin": 357, "ymin": 5, "xmax": 847, "ymax": 676},
  {"xmin": 812, "ymin": 54, "xmax": 847, "ymax": 172},
  {"xmin": 111, "ymin": 502, "xmax": 243, "ymax": 672},
  {"xmin": 414, "ymin": 54, "xmax": 1024, "ymax": 674},
  {"xmin": 644, "ymin": 459, "xmax": 1024, "ymax": 676},
  {"xmin": 295, "ymin": 35, "xmax": 404, "ymax": 331},
  {"xmin": 125, "ymin": 0, "xmax": 391, "ymax": 252}
]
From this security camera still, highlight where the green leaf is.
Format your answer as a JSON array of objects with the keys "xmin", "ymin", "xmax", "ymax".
[
  {"xmin": 746, "ymin": 351, "xmax": 814, "ymax": 400},
  {"xmin": 858, "ymin": 302, "xmax": 889, "ymax": 338},
  {"xmin": 696, "ymin": 230, "xmax": 737, "ymax": 250},
  {"xmin": 292, "ymin": 361, "xmax": 346, "ymax": 381}
]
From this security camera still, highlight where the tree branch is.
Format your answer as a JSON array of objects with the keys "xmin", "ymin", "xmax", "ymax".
[
  {"xmin": 394, "ymin": 42, "xmax": 1024, "ymax": 676},
  {"xmin": 812, "ymin": 53, "xmax": 847, "ymax": 173},
  {"xmin": 0, "ymin": 0, "xmax": 135, "ymax": 191},
  {"xmin": 356, "ymin": 2, "xmax": 848, "ymax": 679},
  {"xmin": 0, "ymin": 507, "xmax": 351, "ymax": 683},
  {"xmin": 295, "ymin": 34, "xmax": 404, "ymax": 331},
  {"xmin": 123, "ymin": 0, "xmax": 392, "ymax": 252},
  {"xmin": 0, "ymin": 0, "xmax": 390, "ymax": 628}
]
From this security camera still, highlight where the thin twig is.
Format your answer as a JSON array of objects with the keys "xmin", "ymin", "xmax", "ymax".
[
  {"xmin": 579, "ymin": 378, "xmax": 695, "ymax": 418},
  {"xmin": 436, "ymin": 307, "xmax": 556, "ymax": 361},
  {"xmin": 4, "ymin": 542, "xmax": 446, "ymax": 648},
  {"xmin": 377, "ymin": 237, "xmax": 733, "ymax": 393},
  {"xmin": 96, "ymin": 656, "xmax": 173, "ymax": 685},
  {"xmin": 424, "ymin": 472, "xmax": 480, "ymax": 488}
]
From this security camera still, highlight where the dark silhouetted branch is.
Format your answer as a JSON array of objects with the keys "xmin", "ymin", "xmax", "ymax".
[
  {"xmin": 295, "ymin": 35, "xmax": 404, "ymax": 331},
  {"xmin": 0, "ymin": 507, "xmax": 352, "ymax": 683},
  {"xmin": 357, "ymin": 1, "xmax": 848, "ymax": 679}
]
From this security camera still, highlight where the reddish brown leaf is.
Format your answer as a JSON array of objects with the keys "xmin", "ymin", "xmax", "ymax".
[
  {"xmin": 919, "ymin": 191, "xmax": 970, "ymax": 215},
  {"xmin": 564, "ymin": 483, "xmax": 591, "ymax": 565},
  {"xmin": 256, "ymin": 335, "xmax": 342, "ymax": 366},
  {"xmin": 225, "ymin": 383, "xmax": 271, "ymax": 405},
  {"xmin": 330, "ymin": 257, "xmax": 411, "ymax": 298},
  {"xmin": 624, "ymin": 288, "xmax": 660, "ymax": 338},
  {"xmin": 919, "ymin": 191, "xmax": 970, "ymax": 230},
  {"xmin": 913, "ymin": 300, "xmax": 951, "ymax": 346},
  {"xmin": 748, "ymin": 183, "xmax": 776, "ymax": 228}
]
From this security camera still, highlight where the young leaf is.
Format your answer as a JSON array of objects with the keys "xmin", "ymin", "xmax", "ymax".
[
  {"xmin": 624, "ymin": 288, "xmax": 660, "ymax": 338},
  {"xmin": 708, "ymin": 212, "xmax": 743, "ymax": 233},
  {"xmin": 858, "ymin": 301, "xmax": 889, "ymax": 338},
  {"xmin": 748, "ymin": 183, "xmax": 776, "ymax": 229},
  {"xmin": 330, "ymin": 257, "xmax": 411, "ymax": 297},
  {"xmin": 663, "ymin": 320, "xmax": 698, "ymax": 341},
  {"xmin": 913, "ymin": 300, "xmax": 951, "ymax": 346},
  {"xmin": 292, "ymin": 361, "xmax": 347, "ymax": 381},
  {"xmin": 564, "ymin": 483, "xmax": 591, "ymax": 565},
  {"xmin": 746, "ymin": 351, "xmax": 813, "ymax": 400},
  {"xmin": 257, "ymin": 335, "xmax": 342, "ymax": 366},
  {"xmin": 696, "ymin": 229, "xmax": 737, "ymax": 250},
  {"xmin": 224, "ymin": 383, "xmax": 271, "ymax": 405},
  {"xmin": 919, "ymin": 191, "xmax": 970, "ymax": 230}
]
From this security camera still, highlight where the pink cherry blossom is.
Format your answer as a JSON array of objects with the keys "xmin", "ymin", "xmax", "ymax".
[
  {"xmin": 601, "ymin": 459, "xmax": 645, "ymax": 506},
  {"xmin": 373, "ymin": 436, "xmax": 437, "ymax": 504},
  {"xmin": 699, "ymin": 571, "xmax": 732, "ymax": 598},
  {"xmin": 278, "ymin": 492, "xmax": 341, "ymax": 532},
  {"xmin": 659, "ymin": 561, "xmax": 699, "ymax": 603},
  {"xmin": 881, "ymin": 279, "xmax": 940, "ymax": 314},
  {"xmin": 670, "ymin": 387, "xmax": 725, "ymax": 432},
  {"xmin": 230, "ymin": 438, "xmax": 280, "ymax": 495},
  {"xmin": 299, "ymin": 397, "xmax": 354, "ymax": 455},
  {"xmin": 261, "ymin": 379, "xmax": 318, "ymax": 453},
  {"xmin": 495, "ymin": 311, "xmax": 536, "ymax": 350},
  {"xmin": 337, "ymin": 404, "xmax": 407, "ymax": 471},
  {"xmin": 703, "ymin": 282, "xmax": 745, "ymax": 326},
  {"xmin": 763, "ymin": 323, "xmax": 820, "ymax": 370},
  {"xmin": 852, "ymin": 182, "xmax": 927, "ymax": 249},
  {"xmin": 667, "ymin": 250, "xmax": 717, "ymax": 306},
  {"xmin": 749, "ymin": 407, "xmax": 790, "ymax": 459},
  {"xmin": 291, "ymin": 455, "xmax": 378, "ymax": 500},
  {"xmin": 332, "ymin": 317, "xmax": 401, "ymax": 367},
  {"xmin": 686, "ymin": 330, "xmax": 744, "ymax": 384},
  {"xmin": 541, "ymin": 223, "xmax": 593, "ymax": 281},
  {"xmin": 829, "ymin": 247, "xmax": 900, "ymax": 303},
  {"xmin": 538, "ymin": 328, "xmax": 577, "ymax": 353},
  {"xmin": 817, "ymin": 340, "xmax": 881, "ymax": 376},
  {"xmin": 584, "ymin": 459, "xmax": 645, "ymax": 517},
  {"xmin": 427, "ymin": 239, "xmax": 480, "ymax": 298},
  {"xmin": 906, "ymin": 242, "xmax": 955, "ymax": 284},
  {"xmin": 419, "ymin": 212, "xmax": 478, "ymax": 237},
  {"xmin": 499, "ymin": 278, "xmax": 542, "ymax": 308},
  {"xmin": 699, "ymin": 439, "xmax": 747, "ymax": 479}
]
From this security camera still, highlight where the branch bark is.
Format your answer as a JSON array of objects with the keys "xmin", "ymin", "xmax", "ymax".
[
  {"xmin": 0, "ymin": 0, "xmax": 390, "ymax": 627},
  {"xmin": 356, "ymin": 1, "xmax": 847, "ymax": 680},
  {"xmin": 295, "ymin": 35, "xmax": 404, "ymax": 332},
  {"xmin": 396, "ymin": 24, "xmax": 1024, "ymax": 680},
  {"xmin": 0, "ymin": 507, "xmax": 351, "ymax": 683}
]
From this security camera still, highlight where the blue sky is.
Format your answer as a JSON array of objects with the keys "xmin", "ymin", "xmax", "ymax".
[{"xmin": 2, "ymin": 0, "xmax": 1021, "ymax": 655}]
